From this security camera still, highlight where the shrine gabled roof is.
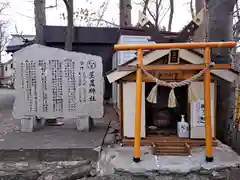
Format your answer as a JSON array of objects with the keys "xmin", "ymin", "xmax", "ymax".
[
  {"xmin": 106, "ymin": 49, "xmax": 238, "ymax": 84},
  {"xmin": 105, "ymin": 48, "xmax": 202, "ymax": 78}
]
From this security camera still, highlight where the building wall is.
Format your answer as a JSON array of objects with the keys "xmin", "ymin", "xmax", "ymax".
[
  {"xmin": 2, "ymin": 60, "xmax": 14, "ymax": 86},
  {"xmin": 0, "ymin": 64, "xmax": 4, "ymax": 79},
  {"xmin": 112, "ymin": 35, "xmax": 155, "ymax": 111},
  {"xmin": 123, "ymin": 82, "xmax": 146, "ymax": 138},
  {"xmin": 189, "ymin": 82, "xmax": 216, "ymax": 139},
  {"xmin": 117, "ymin": 35, "xmax": 155, "ymax": 65}
]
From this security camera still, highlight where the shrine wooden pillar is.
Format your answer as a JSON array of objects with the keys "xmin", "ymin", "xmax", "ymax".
[
  {"xmin": 204, "ymin": 47, "xmax": 213, "ymax": 162},
  {"xmin": 133, "ymin": 49, "xmax": 143, "ymax": 162}
]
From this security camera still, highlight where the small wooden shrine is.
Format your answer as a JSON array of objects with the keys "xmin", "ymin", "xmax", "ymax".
[
  {"xmin": 107, "ymin": 42, "xmax": 236, "ymax": 161},
  {"xmin": 106, "ymin": 11, "xmax": 238, "ymax": 163}
]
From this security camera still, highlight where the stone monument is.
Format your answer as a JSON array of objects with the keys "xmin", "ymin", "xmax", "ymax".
[{"xmin": 12, "ymin": 44, "xmax": 104, "ymax": 132}]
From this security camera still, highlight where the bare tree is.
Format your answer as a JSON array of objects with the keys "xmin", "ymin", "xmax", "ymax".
[
  {"xmin": 233, "ymin": 1, "xmax": 240, "ymax": 35},
  {"xmin": 189, "ymin": 0, "xmax": 194, "ymax": 19},
  {"xmin": 34, "ymin": 0, "xmax": 46, "ymax": 45},
  {"xmin": 0, "ymin": 1, "xmax": 9, "ymax": 83},
  {"xmin": 168, "ymin": 0, "xmax": 174, "ymax": 31},
  {"xmin": 0, "ymin": 21, "xmax": 8, "ymax": 63},
  {"xmin": 119, "ymin": 0, "xmax": 132, "ymax": 27},
  {"xmin": 62, "ymin": 0, "xmax": 74, "ymax": 51},
  {"xmin": 61, "ymin": 0, "xmax": 116, "ymax": 50},
  {"xmin": 0, "ymin": 2, "xmax": 9, "ymax": 63},
  {"xmin": 142, "ymin": 0, "xmax": 150, "ymax": 15},
  {"xmin": 192, "ymin": 0, "xmax": 205, "ymax": 42},
  {"xmin": 69, "ymin": 1, "xmax": 118, "ymax": 27},
  {"xmin": 137, "ymin": 0, "xmax": 174, "ymax": 30}
]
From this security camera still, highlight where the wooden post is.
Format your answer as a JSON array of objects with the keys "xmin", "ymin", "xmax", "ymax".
[
  {"xmin": 119, "ymin": 81, "xmax": 124, "ymax": 139},
  {"xmin": 204, "ymin": 47, "xmax": 213, "ymax": 162},
  {"xmin": 133, "ymin": 49, "xmax": 143, "ymax": 163}
]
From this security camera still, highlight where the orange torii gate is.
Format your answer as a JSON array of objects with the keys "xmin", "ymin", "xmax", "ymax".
[{"xmin": 114, "ymin": 41, "xmax": 237, "ymax": 163}]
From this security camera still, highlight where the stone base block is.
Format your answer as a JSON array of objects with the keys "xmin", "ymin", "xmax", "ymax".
[
  {"xmin": 76, "ymin": 116, "xmax": 94, "ymax": 132},
  {"xmin": 21, "ymin": 116, "xmax": 36, "ymax": 132}
]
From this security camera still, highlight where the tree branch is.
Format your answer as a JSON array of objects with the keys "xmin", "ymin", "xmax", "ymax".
[
  {"xmin": 190, "ymin": 0, "xmax": 194, "ymax": 19},
  {"xmin": 158, "ymin": 6, "xmax": 170, "ymax": 26},
  {"xmin": 168, "ymin": 0, "xmax": 174, "ymax": 31},
  {"xmin": 89, "ymin": 18, "xmax": 118, "ymax": 26},
  {"xmin": 0, "ymin": 2, "xmax": 9, "ymax": 14},
  {"xmin": 96, "ymin": 1, "xmax": 109, "ymax": 27},
  {"xmin": 62, "ymin": 0, "xmax": 70, "ymax": 9},
  {"xmin": 146, "ymin": 5, "xmax": 156, "ymax": 21},
  {"xmin": 143, "ymin": 0, "xmax": 150, "ymax": 15},
  {"xmin": 155, "ymin": 0, "xmax": 160, "ymax": 26}
]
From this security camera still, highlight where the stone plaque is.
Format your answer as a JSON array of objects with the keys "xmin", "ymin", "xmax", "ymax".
[{"xmin": 12, "ymin": 44, "xmax": 104, "ymax": 119}]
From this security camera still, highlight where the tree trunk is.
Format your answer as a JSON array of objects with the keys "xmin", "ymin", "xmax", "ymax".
[
  {"xmin": 119, "ymin": 0, "xmax": 132, "ymax": 27},
  {"xmin": 143, "ymin": 0, "xmax": 150, "ymax": 15},
  {"xmin": 193, "ymin": 0, "xmax": 206, "ymax": 42},
  {"xmin": 34, "ymin": 0, "xmax": 46, "ymax": 45},
  {"xmin": 195, "ymin": 0, "xmax": 205, "ymax": 14},
  {"xmin": 64, "ymin": 0, "xmax": 74, "ymax": 51},
  {"xmin": 190, "ymin": 0, "xmax": 194, "ymax": 19},
  {"xmin": 207, "ymin": 0, "xmax": 237, "ymax": 144},
  {"xmin": 168, "ymin": 0, "xmax": 174, "ymax": 31}
]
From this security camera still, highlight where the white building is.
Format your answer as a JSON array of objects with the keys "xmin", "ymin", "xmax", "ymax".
[
  {"xmin": 1, "ymin": 34, "xmax": 35, "ymax": 88},
  {"xmin": 1, "ymin": 59, "xmax": 15, "ymax": 87}
]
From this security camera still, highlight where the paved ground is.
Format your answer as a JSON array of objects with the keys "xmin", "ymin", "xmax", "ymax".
[
  {"xmin": 0, "ymin": 89, "xmax": 18, "ymax": 139},
  {"xmin": 0, "ymin": 88, "xmax": 118, "ymax": 150},
  {"xmin": 1, "ymin": 89, "xmax": 240, "ymax": 179}
]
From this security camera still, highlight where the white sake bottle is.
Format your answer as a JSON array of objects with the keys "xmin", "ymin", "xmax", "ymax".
[{"xmin": 177, "ymin": 115, "xmax": 189, "ymax": 138}]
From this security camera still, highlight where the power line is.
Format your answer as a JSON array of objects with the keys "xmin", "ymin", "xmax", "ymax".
[{"xmin": 15, "ymin": 12, "xmax": 33, "ymax": 19}]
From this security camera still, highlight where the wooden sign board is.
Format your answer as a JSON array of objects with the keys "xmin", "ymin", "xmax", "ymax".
[
  {"xmin": 152, "ymin": 71, "xmax": 183, "ymax": 80},
  {"xmin": 123, "ymin": 70, "xmax": 198, "ymax": 82}
]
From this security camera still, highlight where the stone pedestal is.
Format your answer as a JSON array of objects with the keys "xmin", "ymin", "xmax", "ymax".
[
  {"xmin": 35, "ymin": 118, "xmax": 46, "ymax": 129},
  {"xmin": 21, "ymin": 116, "xmax": 47, "ymax": 132},
  {"xmin": 21, "ymin": 116, "xmax": 36, "ymax": 132},
  {"xmin": 76, "ymin": 116, "xmax": 94, "ymax": 132}
]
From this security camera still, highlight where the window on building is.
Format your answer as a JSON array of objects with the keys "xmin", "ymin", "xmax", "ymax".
[
  {"xmin": 10, "ymin": 63, "xmax": 13, "ymax": 69},
  {"xmin": 5, "ymin": 66, "xmax": 7, "ymax": 71}
]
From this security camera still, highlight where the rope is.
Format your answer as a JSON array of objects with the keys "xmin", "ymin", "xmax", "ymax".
[
  {"xmin": 140, "ymin": 62, "xmax": 215, "ymax": 89},
  {"xmin": 140, "ymin": 62, "xmax": 215, "ymax": 107}
]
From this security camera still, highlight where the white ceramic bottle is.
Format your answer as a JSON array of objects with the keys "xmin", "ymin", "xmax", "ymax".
[{"xmin": 177, "ymin": 115, "xmax": 189, "ymax": 138}]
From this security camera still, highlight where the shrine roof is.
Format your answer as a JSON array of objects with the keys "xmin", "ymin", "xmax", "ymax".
[{"xmin": 106, "ymin": 49, "xmax": 238, "ymax": 84}]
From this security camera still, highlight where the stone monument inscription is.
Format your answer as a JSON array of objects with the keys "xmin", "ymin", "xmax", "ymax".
[{"xmin": 13, "ymin": 44, "xmax": 104, "ymax": 120}]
